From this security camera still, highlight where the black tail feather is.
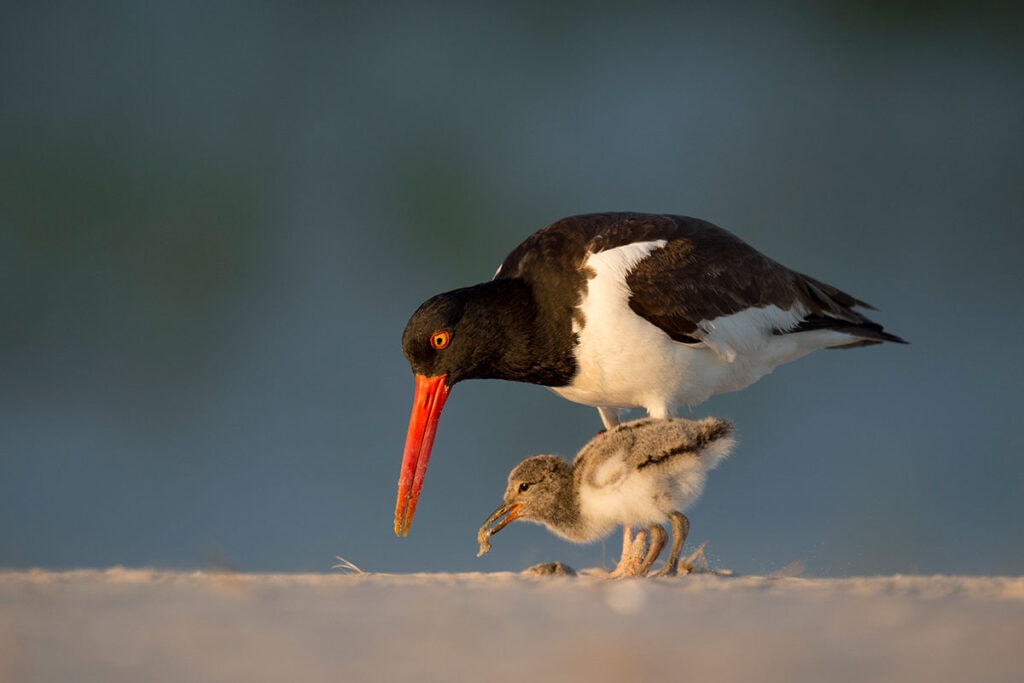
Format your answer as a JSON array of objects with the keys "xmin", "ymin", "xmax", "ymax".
[{"xmin": 782, "ymin": 314, "xmax": 908, "ymax": 346}]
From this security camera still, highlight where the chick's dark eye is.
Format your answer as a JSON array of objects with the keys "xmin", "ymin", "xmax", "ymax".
[{"xmin": 518, "ymin": 482, "xmax": 531, "ymax": 493}]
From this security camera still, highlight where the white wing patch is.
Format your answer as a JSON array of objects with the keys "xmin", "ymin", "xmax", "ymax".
[
  {"xmin": 696, "ymin": 303, "xmax": 808, "ymax": 362},
  {"xmin": 587, "ymin": 452, "xmax": 628, "ymax": 489},
  {"xmin": 591, "ymin": 240, "xmax": 669, "ymax": 281}
]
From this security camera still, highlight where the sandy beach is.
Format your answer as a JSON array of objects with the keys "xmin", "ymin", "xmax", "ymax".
[{"xmin": 3, "ymin": 569, "xmax": 1022, "ymax": 683}]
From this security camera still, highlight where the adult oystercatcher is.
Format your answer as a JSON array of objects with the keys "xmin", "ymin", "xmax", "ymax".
[
  {"xmin": 396, "ymin": 212, "xmax": 905, "ymax": 536},
  {"xmin": 477, "ymin": 416, "xmax": 735, "ymax": 577}
]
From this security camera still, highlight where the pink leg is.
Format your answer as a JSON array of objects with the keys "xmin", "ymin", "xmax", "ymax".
[
  {"xmin": 607, "ymin": 526, "xmax": 634, "ymax": 578},
  {"xmin": 608, "ymin": 526, "xmax": 651, "ymax": 578},
  {"xmin": 650, "ymin": 512, "xmax": 689, "ymax": 577},
  {"xmin": 637, "ymin": 525, "xmax": 668, "ymax": 576}
]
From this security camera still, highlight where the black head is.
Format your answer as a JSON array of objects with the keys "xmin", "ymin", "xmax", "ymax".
[
  {"xmin": 402, "ymin": 279, "xmax": 555, "ymax": 386},
  {"xmin": 402, "ymin": 287, "xmax": 480, "ymax": 385}
]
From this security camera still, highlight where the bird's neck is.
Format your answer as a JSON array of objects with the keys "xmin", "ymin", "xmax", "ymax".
[
  {"xmin": 558, "ymin": 476, "xmax": 589, "ymax": 540},
  {"xmin": 541, "ymin": 471, "xmax": 589, "ymax": 543},
  {"xmin": 467, "ymin": 278, "xmax": 576, "ymax": 387}
]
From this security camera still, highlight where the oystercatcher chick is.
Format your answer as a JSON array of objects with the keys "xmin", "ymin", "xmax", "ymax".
[
  {"xmin": 477, "ymin": 416, "xmax": 735, "ymax": 577},
  {"xmin": 397, "ymin": 212, "xmax": 906, "ymax": 536}
]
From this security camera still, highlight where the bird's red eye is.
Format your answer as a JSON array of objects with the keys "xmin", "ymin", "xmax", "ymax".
[{"xmin": 430, "ymin": 330, "xmax": 451, "ymax": 350}]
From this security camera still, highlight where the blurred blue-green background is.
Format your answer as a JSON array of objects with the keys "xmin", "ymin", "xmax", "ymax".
[{"xmin": 2, "ymin": 2, "xmax": 1022, "ymax": 576}]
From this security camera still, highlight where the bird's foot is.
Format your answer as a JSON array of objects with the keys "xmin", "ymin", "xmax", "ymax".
[
  {"xmin": 608, "ymin": 528, "xmax": 652, "ymax": 578},
  {"xmin": 649, "ymin": 559, "xmax": 677, "ymax": 577}
]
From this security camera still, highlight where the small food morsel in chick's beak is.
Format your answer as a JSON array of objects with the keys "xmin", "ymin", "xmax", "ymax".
[{"xmin": 476, "ymin": 501, "xmax": 523, "ymax": 557}]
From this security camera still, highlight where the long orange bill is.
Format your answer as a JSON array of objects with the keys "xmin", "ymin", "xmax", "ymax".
[{"xmin": 394, "ymin": 373, "xmax": 450, "ymax": 536}]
